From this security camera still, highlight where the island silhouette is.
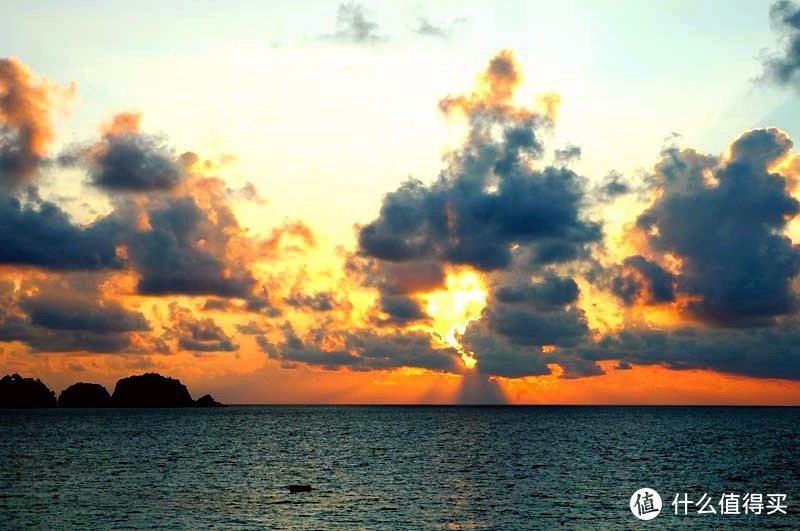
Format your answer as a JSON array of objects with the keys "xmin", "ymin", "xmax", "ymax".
[{"xmin": 0, "ymin": 372, "xmax": 223, "ymax": 408}]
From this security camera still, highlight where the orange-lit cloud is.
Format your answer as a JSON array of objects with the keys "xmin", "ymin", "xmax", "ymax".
[
  {"xmin": 3, "ymin": 51, "xmax": 800, "ymax": 406},
  {"xmin": 0, "ymin": 56, "xmax": 75, "ymax": 178}
]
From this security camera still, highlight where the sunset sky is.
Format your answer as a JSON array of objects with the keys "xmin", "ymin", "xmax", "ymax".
[{"xmin": 4, "ymin": 0, "xmax": 800, "ymax": 404}]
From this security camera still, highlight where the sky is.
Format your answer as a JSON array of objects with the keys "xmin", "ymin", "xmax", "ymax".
[{"xmin": 3, "ymin": 0, "xmax": 800, "ymax": 404}]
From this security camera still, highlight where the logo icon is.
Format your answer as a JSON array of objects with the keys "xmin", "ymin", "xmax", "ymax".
[{"xmin": 630, "ymin": 488, "xmax": 662, "ymax": 520}]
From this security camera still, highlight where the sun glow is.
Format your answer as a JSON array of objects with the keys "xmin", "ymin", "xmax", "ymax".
[{"xmin": 426, "ymin": 269, "xmax": 487, "ymax": 369}]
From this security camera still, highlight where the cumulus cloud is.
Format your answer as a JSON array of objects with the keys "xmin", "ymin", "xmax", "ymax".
[
  {"xmin": 632, "ymin": 128, "xmax": 800, "ymax": 325},
  {"xmin": 0, "ymin": 57, "xmax": 74, "ymax": 187},
  {"xmin": 129, "ymin": 196, "xmax": 257, "ymax": 298},
  {"xmin": 355, "ymin": 51, "xmax": 601, "ymax": 378},
  {"xmin": 358, "ymin": 50, "xmax": 600, "ymax": 275},
  {"xmin": 77, "ymin": 111, "xmax": 186, "ymax": 191}
]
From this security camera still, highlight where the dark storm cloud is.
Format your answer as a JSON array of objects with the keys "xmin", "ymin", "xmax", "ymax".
[
  {"xmin": 130, "ymin": 196, "xmax": 256, "ymax": 298},
  {"xmin": 579, "ymin": 324, "xmax": 800, "ymax": 380},
  {"xmin": 357, "ymin": 131, "xmax": 600, "ymax": 272},
  {"xmin": 258, "ymin": 322, "xmax": 460, "ymax": 372},
  {"xmin": 168, "ymin": 304, "xmax": 237, "ymax": 352},
  {"xmin": 85, "ymin": 132, "xmax": 185, "ymax": 191},
  {"xmin": 462, "ymin": 275, "xmax": 591, "ymax": 378},
  {"xmin": 326, "ymin": 3, "xmax": 385, "ymax": 44},
  {"xmin": 494, "ymin": 275, "xmax": 579, "ymax": 308},
  {"xmin": 20, "ymin": 329, "xmax": 135, "ymax": 353},
  {"xmin": 375, "ymin": 294, "xmax": 429, "ymax": 325},
  {"xmin": 634, "ymin": 128, "xmax": 800, "ymax": 325},
  {"xmin": 0, "ymin": 194, "xmax": 123, "ymax": 270},
  {"xmin": 763, "ymin": 1, "xmax": 800, "ymax": 86},
  {"xmin": 611, "ymin": 255, "xmax": 676, "ymax": 306},
  {"xmin": 462, "ymin": 318, "xmax": 605, "ymax": 379},
  {"xmin": 358, "ymin": 51, "xmax": 601, "ymax": 273},
  {"xmin": 345, "ymin": 255, "xmax": 444, "ymax": 320},
  {"xmin": 485, "ymin": 305, "xmax": 588, "ymax": 347},
  {"xmin": 0, "ymin": 284, "xmax": 151, "ymax": 354},
  {"xmin": 20, "ymin": 295, "xmax": 149, "ymax": 333},
  {"xmin": 460, "ymin": 322, "xmax": 551, "ymax": 378}
]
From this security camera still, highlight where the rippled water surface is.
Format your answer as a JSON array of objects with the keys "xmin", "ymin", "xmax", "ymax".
[{"xmin": 1, "ymin": 406, "xmax": 799, "ymax": 529}]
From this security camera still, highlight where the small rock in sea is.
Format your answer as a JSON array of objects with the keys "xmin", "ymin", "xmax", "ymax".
[{"xmin": 288, "ymin": 484, "xmax": 312, "ymax": 493}]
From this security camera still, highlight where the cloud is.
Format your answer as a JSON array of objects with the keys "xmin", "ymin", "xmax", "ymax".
[
  {"xmin": 283, "ymin": 290, "xmax": 344, "ymax": 312},
  {"xmin": 20, "ymin": 294, "xmax": 149, "ymax": 333},
  {"xmin": 579, "ymin": 323, "xmax": 800, "ymax": 380},
  {"xmin": 78, "ymin": 111, "xmax": 186, "ymax": 191},
  {"xmin": 374, "ymin": 294, "xmax": 429, "ymax": 326},
  {"xmin": 611, "ymin": 255, "xmax": 676, "ymax": 306},
  {"xmin": 0, "ymin": 57, "xmax": 74, "ymax": 187},
  {"xmin": 258, "ymin": 321, "xmax": 460, "ymax": 372},
  {"xmin": 494, "ymin": 274, "xmax": 580, "ymax": 308},
  {"xmin": 594, "ymin": 171, "xmax": 632, "ymax": 198},
  {"xmin": 414, "ymin": 18, "xmax": 449, "ymax": 39},
  {"xmin": 554, "ymin": 144, "xmax": 581, "ymax": 166},
  {"xmin": 167, "ymin": 303, "xmax": 237, "ymax": 352},
  {"xmin": 235, "ymin": 319, "xmax": 270, "ymax": 335},
  {"xmin": 227, "ymin": 182, "xmax": 266, "ymax": 204},
  {"xmin": 0, "ymin": 194, "xmax": 124, "ymax": 270},
  {"xmin": 632, "ymin": 128, "xmax": 800, "ymax": 325},
  {"xmin": 353, "ymin": 51, "xmax": 602, "ymax": 378},
  {"xmin": 326, "ymin": 3, "xmax": 385, "ymax": 44},
  {"xmin": 763, "ymin": 1, "xmax": 800, "ymax": 86},
  {"xmin": 460, "ymin": 322, "xmax": 551, "ymax": 378},
  {"xmin": 358, "ymin": 51, "xmax": 600, "ymax": 274},
  {"xmin": 0, "ymin": 278, "xmax": 154, "ymax": 354},
  {"xmin": 129, "ymin": 196, "xmax": 257, "ymax": 298}
]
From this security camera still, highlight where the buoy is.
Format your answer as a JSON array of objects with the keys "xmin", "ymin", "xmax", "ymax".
[{"xmin": 288, "ymin": 484, "xmax": 312, "ymax": 493}]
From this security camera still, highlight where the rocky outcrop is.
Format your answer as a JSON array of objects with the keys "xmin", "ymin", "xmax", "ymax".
[
  {"xmin": 0, "ymin": 374, "xmax": 57, "ymax": 408},
  {"xmin": 194, "ymin": 394, "xmax": 224, "ymax": 407},
  {"xmin": 58, "ymin": 382, "xmax": 111, "ymax": 408},
  {"xmin": 1, "ymin": 372, "xmax": 225, "ymax": 408},
  {"xmin": 111, "ymin": 373, "xmax": 194, "ymax": 407}
]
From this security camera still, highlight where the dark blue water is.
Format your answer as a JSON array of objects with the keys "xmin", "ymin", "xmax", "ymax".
[{"xmin": 1, "ymin": 406, "xmax": 798, "ymax": 529}]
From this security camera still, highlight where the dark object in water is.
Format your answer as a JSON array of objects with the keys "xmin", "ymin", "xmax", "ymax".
[{"xmin": 288, "ymin": 484, "xmax": 312, "ymax": 493}]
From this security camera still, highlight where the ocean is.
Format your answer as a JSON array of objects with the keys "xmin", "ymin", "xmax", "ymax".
[{"xmin": 1, "ymin": 406, "xmax": 798, "ymax": 529}]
